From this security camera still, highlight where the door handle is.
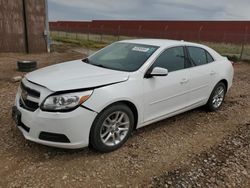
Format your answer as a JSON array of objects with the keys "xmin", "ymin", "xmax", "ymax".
[
  {"xmin": 180, "ymin": 78, "xmax": 189, "ymax": 84},
  {"xmin": 210, "ymin": 71, "xmax": 216, "ymax": 76}
]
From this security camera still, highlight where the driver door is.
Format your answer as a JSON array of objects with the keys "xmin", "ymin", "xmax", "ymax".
[{"xmin": 143, "ymin": 46, "xmax": 190, "ymax": 123}]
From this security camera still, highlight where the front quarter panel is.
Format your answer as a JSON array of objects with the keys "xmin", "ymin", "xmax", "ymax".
[{"xmin": 83, "ymin": 74, "xmax": 144, "ymax": 126}]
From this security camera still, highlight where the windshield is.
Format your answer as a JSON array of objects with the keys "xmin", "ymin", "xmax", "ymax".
[{"xmin": 86, "ymin": 42, "xmax": 159, "ymax": 72}]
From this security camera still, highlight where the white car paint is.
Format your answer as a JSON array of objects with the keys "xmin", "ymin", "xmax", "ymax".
[
  {"xmin": 13, "ymin": 39, "xmax": 234, "ymax": 149},
  {"xmin": 26, "ymin": 60, "xmax": 129, "ymax": 91}
]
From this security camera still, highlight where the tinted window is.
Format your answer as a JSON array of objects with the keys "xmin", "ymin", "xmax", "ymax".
[
  {"xmin": 187, "ymin": 47, "xmax": 207, "ymax": 66},
  {"xmin": 206, "ymin": 52, "xmax": 214, "ymax": 63},
  {"xmin": 152, "ymin": 47, "xmax": 185, "ymax": 72},
  {"xmin": 88, "ymin": 43, "xmax": 158, "ymax": 72}
]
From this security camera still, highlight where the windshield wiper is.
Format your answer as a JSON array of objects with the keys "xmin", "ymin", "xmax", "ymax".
[
  {"xmin": 93, "ymin": 64, "xmax": 109, "ymax": 69},
  {"xmin": 82, "ymin": 59, "xmax": 109, "ymax": 69}
]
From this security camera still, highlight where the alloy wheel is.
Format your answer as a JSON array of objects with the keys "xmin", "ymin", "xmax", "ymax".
[
  {"xmin": 100, "ymin": 111, "xmax": 130, "ymax": 146},
  {"xmin": 212, "ymin": 86, "xmax": 225, "ymax": 108}
]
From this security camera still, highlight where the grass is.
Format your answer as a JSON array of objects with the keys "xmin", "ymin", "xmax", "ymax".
[
  {"xmin": 51, "ymin": 31, "xmax": 137, "ymax": 49},
  {"xmin": 51, "ymin": 31, "xmax": 250, "ymax": 61},
  {"xmin": 51, "ymin": 35, "xmax": 108, "ymax": 49},
  {"xmin": 200, "ymin": 42, "xmax": 250, "ymax": 61}
]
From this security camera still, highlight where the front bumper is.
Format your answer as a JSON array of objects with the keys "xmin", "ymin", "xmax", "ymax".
[{"xmin": 13, "ymin": 93, "xmax": 97, "ymax": 149}]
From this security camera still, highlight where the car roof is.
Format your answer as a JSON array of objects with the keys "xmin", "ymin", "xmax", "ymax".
[
  {"xmin": 119, "ymin": 38, "xmax": 222, "ymax": 60},
  {"xmin": 120, "ymin": 38, "xmax": 205, "ymax": 48}
]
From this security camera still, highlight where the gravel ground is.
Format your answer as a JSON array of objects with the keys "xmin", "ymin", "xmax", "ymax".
[
  {"xmin": 0, "ymin": 46, "xmax": 250, "ymax": 187},
  {"xmin": 151, "ymin": 122, "xmax": 250, "ymax": 188}
]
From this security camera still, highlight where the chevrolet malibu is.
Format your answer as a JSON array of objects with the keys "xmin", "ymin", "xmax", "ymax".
[{"xmin": 12, "ymin": 39, "xmax": 234, "ymax": 152}]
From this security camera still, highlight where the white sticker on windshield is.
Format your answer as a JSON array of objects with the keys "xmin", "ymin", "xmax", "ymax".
[{"xmin": 132, "ymin": 46, "xmax": 150, "ymax": 52}]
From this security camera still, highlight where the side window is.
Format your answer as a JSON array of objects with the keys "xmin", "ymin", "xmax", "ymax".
[
  {"xmin": 187, "ymin": 47, "xmax": 207, "ymax": 66},
  {"xmin": 152, "ymin": 47, "xmax": 185, "ymax": 72},
  {"xmin": 206, "ymin": 52, "xmax": 214, "ymax": 63}
]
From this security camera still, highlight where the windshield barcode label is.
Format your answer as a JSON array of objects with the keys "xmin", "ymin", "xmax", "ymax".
[{"xmin": 132, "ymin": 47, "xmax": 150, "ymax": 52}]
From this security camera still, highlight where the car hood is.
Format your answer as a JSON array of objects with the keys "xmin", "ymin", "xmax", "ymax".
[{"xmin": 25, "ymin": 59, "xmax": 130, "ymax": 91}]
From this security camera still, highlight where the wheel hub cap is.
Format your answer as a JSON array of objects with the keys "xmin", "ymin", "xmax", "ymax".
[
  {"xmin": 100, "ymin": 111, "xmax": 130, "ymax": 146},
  {"xmin": 212, "ymin": 86, "xmax": 225, "ymax": 108}
]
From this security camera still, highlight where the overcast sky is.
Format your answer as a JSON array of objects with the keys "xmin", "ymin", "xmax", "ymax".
[{"xmin": 48, "ymin": 0, "xmax": 250, "ymax": 21}]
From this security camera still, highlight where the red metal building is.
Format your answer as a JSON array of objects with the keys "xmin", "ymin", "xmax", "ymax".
[{"xmin": 50, "ymin": 20, "xmax": 250, "ymax": 44}]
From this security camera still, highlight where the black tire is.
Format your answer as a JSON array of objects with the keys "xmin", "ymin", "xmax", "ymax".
[
  {"xmin": 89, "ymin": 103, "xmax": 134, "ymax": 152},
  {"xmin": 17, "ymin": 61, "xmax": 37, "ymax": 72},
  {"xmin": 206, "ymin": 82, "xmax": 226, "ymax": 112}
]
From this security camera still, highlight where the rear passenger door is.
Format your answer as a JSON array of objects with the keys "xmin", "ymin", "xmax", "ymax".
[{"xmin": 186, "ymin": 46, "xmax": 217, "ymax": 105}]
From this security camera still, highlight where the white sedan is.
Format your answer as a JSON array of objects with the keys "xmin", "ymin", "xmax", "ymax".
[{"xmin": 12, "ymin": 39, "xmax": 234, "ymax": 152}]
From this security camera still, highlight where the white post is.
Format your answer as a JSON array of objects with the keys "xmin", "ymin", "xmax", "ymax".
[{"xmin": 44, "ymin": 0, "xmax": 50, "ymax": 52}]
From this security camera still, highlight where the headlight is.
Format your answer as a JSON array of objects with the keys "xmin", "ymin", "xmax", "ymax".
[{"xmin": 41, "ymin": 90, "xmax": 93, "ymax": 112}]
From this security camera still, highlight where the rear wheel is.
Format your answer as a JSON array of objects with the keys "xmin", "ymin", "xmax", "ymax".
[
  {"xmin": 206, "ymin": 82, "xmax": 226, "ymax": 111},
  {"xmin": 90, "ymin": 104, "xmax": 134, "ymax": 152}
]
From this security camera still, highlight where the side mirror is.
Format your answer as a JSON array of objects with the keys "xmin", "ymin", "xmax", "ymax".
[{"xmin": 146, "ymin": 67, "xmax": 168, "ymax": 78}]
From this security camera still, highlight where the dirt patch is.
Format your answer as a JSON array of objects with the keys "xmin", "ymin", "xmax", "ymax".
[
  {"xmin": 0, "ymin": 46, "xmax": 83, "ymax": 81},
  {"xmin": 0, "ymin": 46, "xmax": 250, "ymax": 187}
]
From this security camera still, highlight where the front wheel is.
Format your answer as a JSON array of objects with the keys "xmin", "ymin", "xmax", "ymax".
[
  {"xmin": 206, "ymin": 82, "xmax": 226, "ymax": 111},
  {"xmin": 89, "ymin": 104, "xmax": 134, "ymax": 152}
]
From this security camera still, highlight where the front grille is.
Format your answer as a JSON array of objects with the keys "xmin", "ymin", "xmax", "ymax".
[
  {"xmin": 39, "ymin": 132, "xmax": 70, "ymax": 143},
  {"xmin": 20, "ymin": 82, "xmax": 40, "ymax": 98},
  {"xmin": 20, "ymin": 99, "xmax": 39, "ymax": 112},
  {"xmin": 20, "ymin": 82, "xmax": 40, "ymax": 112}
]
